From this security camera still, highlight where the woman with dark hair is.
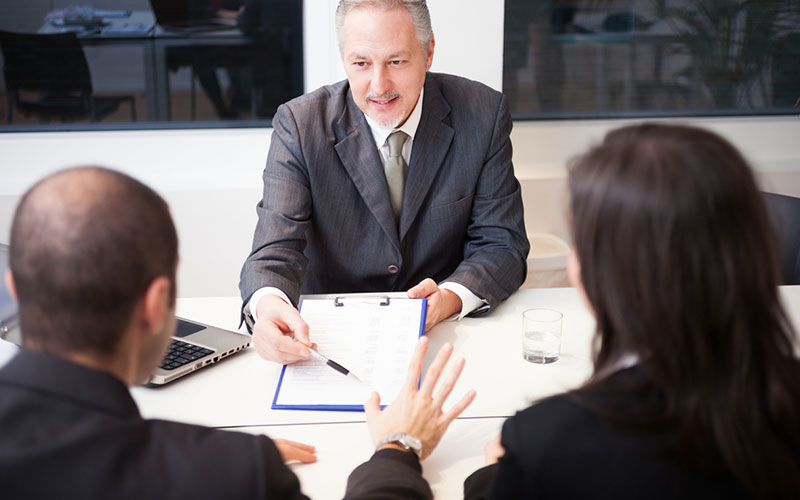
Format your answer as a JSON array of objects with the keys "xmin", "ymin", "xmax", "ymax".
[{"xmin": 464, "ymin": 123, "xmax": 800, "ymax": 499}]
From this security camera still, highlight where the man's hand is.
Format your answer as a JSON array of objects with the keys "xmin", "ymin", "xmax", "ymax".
[
  {"xmin": 484, "ymin": 434, "xmax": 504, "ymax": 465},
  {"xmin": 364, "ymin": 336, "xmax": 476, "ymax": 461},
  {"xmin": 273, "ymin": 439, "xmax": 317, "ymax": 464},
  {"xmin": 407, "ymin": 278, "xmax": 463, "ymax": 332},
  {"xmin": 253, "ymin": 294, "xmax": 311, "ymax": 364}
]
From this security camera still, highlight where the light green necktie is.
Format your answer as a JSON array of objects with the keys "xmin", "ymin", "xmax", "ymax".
[{"xmin": 385, "ymin": 130, "xmax": 409, "ymax": 223}]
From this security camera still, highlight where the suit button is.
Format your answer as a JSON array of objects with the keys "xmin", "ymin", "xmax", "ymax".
[{"xmin": 387, "ymin": 264, "xmax": 399, "ymax": 274}]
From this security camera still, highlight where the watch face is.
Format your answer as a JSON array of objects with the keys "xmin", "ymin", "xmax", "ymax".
[
  {"xmin": 397, "ymin": 434, "xmax": 422, "ymax": 457},
  {"xmin": 378, "ymin": 432, "xmax": 423, "ymax": 458},
  {"xmin": 403, "ymin": 434, "xmax": 421, "ymax": 448}
]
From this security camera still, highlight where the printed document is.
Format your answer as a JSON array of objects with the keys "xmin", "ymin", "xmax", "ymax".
[{"xmin": 272, "ymin": 296, "xmax": 426, "ymax": 410}]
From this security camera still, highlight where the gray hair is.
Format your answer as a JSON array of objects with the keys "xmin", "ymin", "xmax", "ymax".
[{"xmin": 335, "ymin": 0, "xmax": 434, "ymax": 55}]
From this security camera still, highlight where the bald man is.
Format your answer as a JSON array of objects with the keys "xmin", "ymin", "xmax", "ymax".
[{"xmin": 0, "ymin": 167, "xmax": 473, "ymax": 499}]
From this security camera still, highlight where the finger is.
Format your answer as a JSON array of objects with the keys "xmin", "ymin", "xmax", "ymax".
[
  {"xmin": 424, "ymin": 309, "xmax": 437, "ymax": 332},
  {"xmin": 432, "ymin": 356, "xmax": 465, "ymax": 408},
  {"xmin": 274, "ymin": 332, "xmax": 311, "ymax": 361},
  {"xmin": 484, "ymin": 434, "xmax": 504, "ymax": 465},
  {"xmin": 253, "ymin": 327, "xmax": 306, "ymax": 364},
  {"xmin": 441, "ymin": 389, "xmax": 476, "ymax": 424},
  {"xmin": 261, "ymin": 297, "xmax": 310, "ymax": 349},
  {"xmin": 407, "ymin": 278, "xmax": 437, "ymax": 299},
  {"xmin": 275, "ymin": 440, "xmax": 317, "ymax": 464},
  {"xmin": 276, "ymin": 439, "xmax": 316, "ymax": 453},
  {"xmin": 419, "ymin": 343, "xmax": 453, "ymax": 397},
  {"xmin": 403, "ymin": 336, "xmax": 429, "ymax": 390},
  {"xmin": 253, "ymin": 324, "xmax": 295, "ymax": 363},
  {"xmin": 284, "ymin": 310, "xmax": 311, "ymax": 346},
  {"xmin": 364, "ymin": 391, "xmax": 381, "ymax": 419},
  {"xmin": 423, "ymin": 293, "xmax": 440, "ymax": 332}
]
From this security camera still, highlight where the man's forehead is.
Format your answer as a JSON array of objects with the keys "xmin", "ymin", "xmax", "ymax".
[
  {"xmin": 342, "ymin": 6, "xmax": 416, "ymax": 42},
  {"xmin": 345, "ymin": 46, "xmax": 413, "ymax": 60}
]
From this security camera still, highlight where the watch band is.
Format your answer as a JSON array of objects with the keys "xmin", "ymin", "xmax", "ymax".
[{"xmin": 376, "ymin": 432, "xmax": 423, "ymax": 459}]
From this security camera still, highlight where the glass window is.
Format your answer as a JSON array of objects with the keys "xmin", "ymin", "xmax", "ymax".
[
  {"xmin": 0, "ymin": 1, "xmax": 303, "ymax": 131},
  {"xmin": 503, "ymin": 0, "xmax": 800, "ymax": 120}
]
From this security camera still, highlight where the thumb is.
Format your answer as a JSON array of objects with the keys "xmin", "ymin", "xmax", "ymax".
[
  {"xmin": 364, "ymin": 391, "xmax": 381, "ymax": 419},
  {"xmin": 407, "ymin": 278, "xmax": 436, "ymax": 299}
]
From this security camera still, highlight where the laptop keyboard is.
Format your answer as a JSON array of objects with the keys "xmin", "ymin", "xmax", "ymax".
[{"xmin": 160, "ymin": 339, "xmax": 214, "ymax": 371}]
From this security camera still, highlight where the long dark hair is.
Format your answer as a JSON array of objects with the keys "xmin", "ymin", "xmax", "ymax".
[{"xmin": 568, "ymin": 123, "xmax": 800, "ymax": 497}]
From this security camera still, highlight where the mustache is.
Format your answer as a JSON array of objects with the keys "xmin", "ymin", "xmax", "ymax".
[{"xmin": 365, "ymin": 91, "xmax": 400, "ymax": 102}]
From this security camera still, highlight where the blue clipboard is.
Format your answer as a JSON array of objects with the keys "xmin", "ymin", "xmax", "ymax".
[{"xmin": 271, "ymin": 295, "xmax": 427, "ymax": 411}]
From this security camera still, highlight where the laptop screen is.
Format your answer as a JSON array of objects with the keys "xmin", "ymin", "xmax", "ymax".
[
  {"xmin": 0, "ymin": 244, "xmax": 19, "ymax": 345},
  {"xmin": 0, "ymin": 244, "xmax": 17, "ymax": 327}
]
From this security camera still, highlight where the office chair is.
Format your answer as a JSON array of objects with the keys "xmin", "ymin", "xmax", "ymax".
[
  {"xmin": 0, "ymin": 30, "xmax": 136, "ymax": 124},
  {"xmin": 762, "ymin": 191, "xmax": 800, "ymax": 285}
]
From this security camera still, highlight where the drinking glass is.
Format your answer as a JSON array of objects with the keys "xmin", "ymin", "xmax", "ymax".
[{"xmin": 521, "ymin": 308, "xmax": 562, "ymax": 363}]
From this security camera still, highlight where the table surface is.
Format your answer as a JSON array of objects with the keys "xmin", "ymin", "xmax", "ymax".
[
  {"xmin": 232, "ymin": 416, "xmax": 506, "ymax": 500},
  {"xmin": 3, "ymin": 286, "xmax": 800, "ymax": 499},
  {"xmin": 129, "ymin": 288, "xmax": 599, "ymax": 428}
]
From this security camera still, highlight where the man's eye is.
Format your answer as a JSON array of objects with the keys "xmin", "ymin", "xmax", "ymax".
[
  {"xmin": 390, "ymin": 60, "xmax": 404, "ymax": 66},
  {"xmin": 353, "ymin": 61, "xmax": 367, "ymax": 68}
]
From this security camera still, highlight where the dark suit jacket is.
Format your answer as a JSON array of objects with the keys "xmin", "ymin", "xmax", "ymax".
[
  {"xmin": 240, "ymin": 72, "xmax": 529, "ymax": 310},
  {"xmin": 464, "ymin": 366, "xmax": 751, "ymax": 499},
  {"xmin": 0, "ymin": 350, "xmax": 431, "ymax": 499}
]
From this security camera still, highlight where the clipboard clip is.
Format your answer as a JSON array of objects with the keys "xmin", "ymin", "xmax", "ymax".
[{"xmin": 333, "ymin": 295, "xmax": 390, "ymax": 307}]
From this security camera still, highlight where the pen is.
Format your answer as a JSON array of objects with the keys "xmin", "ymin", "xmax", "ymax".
[{"xmin": 307, "ymin": 347, "xmax": 363, "ymax": 383}]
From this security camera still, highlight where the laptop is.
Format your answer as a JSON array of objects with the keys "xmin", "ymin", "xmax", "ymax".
[
  {"xmin": 149, "ymin": 315, "xmax": 250, "ymax": 385},
  {"xmin": 0, "ymin": 243, "xmax": 250, "ymax": 386},
  {"xmin": 148, "ymin": 0, "xmax": 238, "ymax": 33},
  {"xmin": 0, "ymin": 244, "xmax": 20, "ymax": 347}
]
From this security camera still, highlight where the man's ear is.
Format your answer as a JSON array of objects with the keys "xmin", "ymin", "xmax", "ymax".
[
  {"xmin": 5, "ymin": 270, "xmax": 17, "ymax": 300},
  {"xmin": 141, "ymin": 276, "xmax": 172, "ymax": 337},
  {"xmin": 425, "ymin": 36, "xmax": 435, "ymax": 71}
]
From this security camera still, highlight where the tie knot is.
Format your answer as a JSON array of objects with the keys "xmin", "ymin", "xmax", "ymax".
[{"xmin": 387, "ymin": 131, "xmax": 408, "ymax": 158}]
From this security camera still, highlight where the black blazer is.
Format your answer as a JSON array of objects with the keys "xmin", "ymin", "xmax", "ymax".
[
  {"xmin": 465, "ymin": 366, "xmax": 751, "ymax": 499},
  {"xmin": 0, "ymin": 350, "xmax": 431, "ymax": 499}
]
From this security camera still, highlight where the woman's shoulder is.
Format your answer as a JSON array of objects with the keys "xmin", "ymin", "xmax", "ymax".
[
  {"xmin": 505, "ymin": 366, "xmax": 661, "ymax": 453},
  {"xmin": 509, "ymin": 392, "xmax": 601, "ymax": 442}
]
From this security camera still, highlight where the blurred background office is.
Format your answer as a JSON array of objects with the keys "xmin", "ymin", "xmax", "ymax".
[
  {"xmin": 1, "ymin": 0, "xmax": 798, "ymax": 298},
  {"xmin": 0, "ymin": 0, "xmax": 303, "ymax": 126}
]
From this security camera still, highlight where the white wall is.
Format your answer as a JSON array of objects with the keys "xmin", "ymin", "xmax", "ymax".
[
  {"xmin": 0, "ymin": 129, "xmax": 269, "ymax": 298},
  {"xmin": 1, "ymin": 1, "xmax": 799, "ymax": 298}
]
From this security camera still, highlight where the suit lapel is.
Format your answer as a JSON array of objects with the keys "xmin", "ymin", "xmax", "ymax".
[
  {"xmin": 400, "ymin": 76, "xmax": 454, "ymax": 240},
  {"xmin": 334, "ymin": 89, "xmax": 400, "ymax": 249}
]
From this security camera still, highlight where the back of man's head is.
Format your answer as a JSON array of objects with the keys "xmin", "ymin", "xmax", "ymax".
[{"xmin": 9, "ymin": 167, "xmax": 178, "ymax": 356}]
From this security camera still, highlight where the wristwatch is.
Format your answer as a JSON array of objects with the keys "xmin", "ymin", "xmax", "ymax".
[{"xmin": 376, "ymin": 432, "xmax": 423, "ymax": 459}]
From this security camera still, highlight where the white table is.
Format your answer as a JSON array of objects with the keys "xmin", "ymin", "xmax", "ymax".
[
  {"xmin": 232, "ymin": 417, "xmax": 505, "ymax": 500},
  {"xmin": 129, "ymin": 288, "xmax": 598, "ymax": 427}
]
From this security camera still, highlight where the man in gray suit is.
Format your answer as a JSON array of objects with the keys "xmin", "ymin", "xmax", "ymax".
[{"xmin": 240, "ymin": 0, "xmax": 529, "ymax": 364}]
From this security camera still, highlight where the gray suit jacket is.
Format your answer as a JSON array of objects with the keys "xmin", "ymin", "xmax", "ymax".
[{"xmin": 240, "ymin": 72, "xmax": 529, "ymax": 312}]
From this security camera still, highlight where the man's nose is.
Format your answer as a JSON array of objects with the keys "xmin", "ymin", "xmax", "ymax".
[{"xmin": 370, "ymin": 65, "xmax": 393, "ymax": 95}]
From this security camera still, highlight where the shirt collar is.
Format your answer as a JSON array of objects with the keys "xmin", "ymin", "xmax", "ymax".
[
  {"xmin": 364, "ymin": 87, "xmax": 424, "ymax": 150},
  {"xmin": 0, "ymin": 349, "xmax": 141, "ymax": 418}
]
